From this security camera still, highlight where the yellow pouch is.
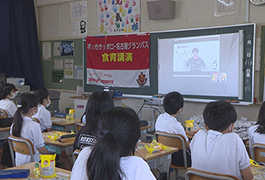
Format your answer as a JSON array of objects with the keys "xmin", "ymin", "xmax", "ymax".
[
  {"xmin": 47, "ymin": 132, "xmax": 65, "ymax": 141},
  {"xmin": 47, "ymin": 133, "xmax": 59, "ymax": 141},
  {"xmin": 250, "ymin": 159, "xmax": 259, "ymax": 167},
  {"xmin": 185, "ymin": 120, "xmax": 194, "ymax": 131},
  {"xmin": 144, "ymin": 141, "xmax": 169, "ymax": 153},
  {"xmin": 39, "ymin": 154, "xmax": 57, "ymax": 178}
]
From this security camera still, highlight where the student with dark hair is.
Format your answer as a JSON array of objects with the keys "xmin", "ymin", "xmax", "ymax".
[
  {"xmin": 190, "ymin": 100, "xmax": 252, "ymax": 180},
  {"xmin": 73, "ymin": 91, "xmax": 114, "ymax": 150},
  {"xmin": 10, "ymin": 93, "xmax": 50, "ymax": 166},
  {"xmin": 0, "ymin": 83, "xmax": 19, "ymax": 169},
  {"xmin": 0, "ymin": 83, "xmax": 18, "ymax": 117},
  {"xmin": 248, "ymin": 101, "xmax": 265, "ymax": 147},
  {"xmin": 32, "ymin": 89, "xmax": 52, "ymax": 132},
  {"xmin": 71, "ymin": 107, "xmax": 156, "ymax": 180},
  {"xmin": 155, "ymin": 91, "xmax": 197, "ymax": 167}
]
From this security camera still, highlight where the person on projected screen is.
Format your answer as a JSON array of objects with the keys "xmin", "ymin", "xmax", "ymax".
[{"xmin": 186, "ymin": 48, "xmax": 206, "ymax": 71}]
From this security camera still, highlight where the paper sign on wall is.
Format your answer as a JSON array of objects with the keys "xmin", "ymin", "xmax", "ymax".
[{"xmin": 64, "ymin": 59, "xmax": 74, "ymax": 79}]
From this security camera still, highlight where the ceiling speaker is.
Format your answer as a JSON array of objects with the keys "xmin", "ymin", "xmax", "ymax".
[{"xmin": 147, "ymin": 0, "xmax": 175, "ymax": 20}]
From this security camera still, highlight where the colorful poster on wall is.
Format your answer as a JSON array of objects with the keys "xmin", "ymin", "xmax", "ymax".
[
  {"xmin": 86, "ymin": 33, "xmax": 150, "ymax": 87},
  {"xmin": 98, "ymin": 0, "xmax": 140, "ymax": 34},
  {"xmin": 60, "ymin": 41, "xmax": 75, "ymax": 56}
]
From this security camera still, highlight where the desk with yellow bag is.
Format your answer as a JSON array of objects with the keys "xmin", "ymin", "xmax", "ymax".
[
  {"xmin": 43, "ymin": 131, "xmax": 75, "ymax": 156},
  {"xmin": 135, "ymin": 142, "xmax": 178, "ymax": 179},
  {"xmin": 2, "ymin": 162, "xmax": 71, "ymax": 180},
  {"xmin": 51, "ymin": 117, "xmax": 80, "ymax": 133}
]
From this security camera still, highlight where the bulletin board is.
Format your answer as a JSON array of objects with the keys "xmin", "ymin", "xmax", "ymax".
[{"xmin": 40, "ymin": 39, "xmax": 83, "ymax": 90}]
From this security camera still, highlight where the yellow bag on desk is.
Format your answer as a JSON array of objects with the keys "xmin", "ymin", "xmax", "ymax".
[
  {"xmin": 40, "ymin": 154, "xmax": 57, "ymax": 178},
  {"xmin": 185, "ymin": 120, "xmax": 194, "ymax": 131},
  {"xmin": 144, "ymin": 137, "xmax": 170, "ymax": 153},
  {"xmin": 47, "ymin": 132, "xmax": 65, "ymax": 141}
]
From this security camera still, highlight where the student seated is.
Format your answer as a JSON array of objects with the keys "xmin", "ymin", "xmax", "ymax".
[
  {"xmin": 73, "ymin": 91, "xmax": 114, "ymax": 151},
  {"xmin": 32, "ymin": 89, "xmax": 52, "ymax": 132},
  {"xmin": 155, "ymin": 91, "xmax": 197, "ymax": 167},
  {"xmin": 190, "ymin": 100, "xmax": 253, "ymax": 180},
  {"xmin": 71, "ymin": 107, "xmax": 156, "ymax": 180},
  {"xmin": 0, "ymin": 83, "xmax": 18, "ymax": 117},
  {"xmin": 248, "ymin": 101, "xmax": 265, "ymax": 147},
  {"xmin": 10, "ymin": 93, "xmax": 50, "ymax": 166}
]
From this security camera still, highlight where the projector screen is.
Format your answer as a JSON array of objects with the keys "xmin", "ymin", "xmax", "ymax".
[{"xmin": 158, "ymin": 33, "xmax": 240, "ymax": 97}]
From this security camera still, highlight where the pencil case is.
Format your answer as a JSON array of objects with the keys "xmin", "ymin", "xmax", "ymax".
[
  {"xmin": 0, "ymin": 169, "xmax": 30, "ymax": 179},
  {"xmin": 54, "ymin": 113, "xmax": 67, "ymax": 118},
  {"xmin": 59, "ymin": 134, "xmax": 76, "ymax": 143}
]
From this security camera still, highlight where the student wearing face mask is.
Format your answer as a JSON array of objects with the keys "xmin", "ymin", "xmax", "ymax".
[
  {"xmin": 0, "ymin": 83, "xmax": 19, "ymax": 117},
  {"xmin": 10, "ymin": 93, "xmax": 50, "ymax": 166},
  {"xmin": 32, "ymin": 89, "xmax": 52, "ymax": 132},
  {"xmin": 32, "ymin": 89, "xmax": 72, "ymax": 170}
]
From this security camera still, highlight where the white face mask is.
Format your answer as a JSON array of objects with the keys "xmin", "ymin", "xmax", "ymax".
[
  {"xmin": 46, "ymin": 99, "xmax": 51, "ymax": 108},
  {"xmin": 10, "ymin": 90, "xmax": 19, "ymax": 99}
]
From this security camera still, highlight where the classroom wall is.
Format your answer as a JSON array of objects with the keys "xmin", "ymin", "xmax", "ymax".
[{"xmin": 35, "ymin": 0, "xmax": 265, "ymax": 124}]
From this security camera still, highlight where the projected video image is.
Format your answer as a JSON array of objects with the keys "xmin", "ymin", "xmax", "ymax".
[
  {"xmin": 158, "ymin": 32, "xmax": 240, "ymax": 97},
  {"xmin": 173, "ymin": 36, "xmax": 220, "ymax": 72}
]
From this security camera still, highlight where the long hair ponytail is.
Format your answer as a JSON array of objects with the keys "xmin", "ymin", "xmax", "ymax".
[
  {"xmin": 12, "ymin": 93, "xmax": 38, "ymax": 137},
  {"xmin": 87, "ymin": 107, "xmax": 140, "ymax": 180},
  {"xmin": 83, "ymin": 91, "xmax": 114, "ymax": 135}
]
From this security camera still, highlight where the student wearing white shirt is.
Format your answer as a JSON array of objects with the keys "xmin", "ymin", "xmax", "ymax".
[
  {"xmin": 0, "ymin": 83, "xmax": 19, "ymax": 169},
  {"xmin": 32, "ymin": 89, "xmax": 52, "ymax": 132},
  {"xmin": 10, "ymin": 93, "xmax": 50, "ymax": 166},
  {"xmin": 248, "ymin": 101, "xmax": 265, "ymax": 148},
  {"xmin": 0, "ymin": 83, "xmax": 18, "ymax": 117},
  {"xmin": 71, "ymin": 107, "xmax": 156, "ymax": 180},
  {"xmin": 190, "ymin": 100, "xmax": 253, "ymax": 180},
  {"xmin": 155, "ymin": 91, "xmax": 198, "ymax": 167}
]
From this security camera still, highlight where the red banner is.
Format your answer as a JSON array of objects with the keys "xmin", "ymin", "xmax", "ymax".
[{"xmin": 86, "ymin": 33, "xmax": 150, "ymax": 87}]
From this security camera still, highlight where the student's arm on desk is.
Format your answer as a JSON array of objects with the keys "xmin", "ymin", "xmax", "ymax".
[
  {"xmin": 37, "ymin": 146, "xmax": 50, "ymax": 154},
  {"xmin": 240, "ymin": 166, "xmax": 253, "ymax": 180},
  {"xmin": 185, "ymin": 128, "xmax": 201, "ymax": 137}
]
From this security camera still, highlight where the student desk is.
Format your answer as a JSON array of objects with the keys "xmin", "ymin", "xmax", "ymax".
[
  {"xmin": 135, "ymin": 143, "xmax": 178, "ymax": 179},
  {"xmin": 250, "ymin": 165, "xmax": 265, "ymax": 179},
  {"xmin": 0, "ymin": 127, "xmax": 10, "ymax": 140},
  {"xmin": 43, "ymin": 131, "xmax": 75, "ymax": 156},
  {"xmin": 51, "ymin": 117, "xmax": 80, "ymax": 132},
  {"xmin": 3, "ymin": 162, "xmax": 71, "ymax": 180},
  {"xmin": 70, "ymin": 96, "xmax": 126, "ymax": 119}
]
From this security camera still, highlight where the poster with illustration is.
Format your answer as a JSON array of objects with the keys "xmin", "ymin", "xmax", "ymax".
[
  {"xmin": 60, "ymin": 41, "xmax": 75, "ymax": 56},
  {"xmin": 98, "ymin": 0, "xmax": 140, "ymax": 34}
]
